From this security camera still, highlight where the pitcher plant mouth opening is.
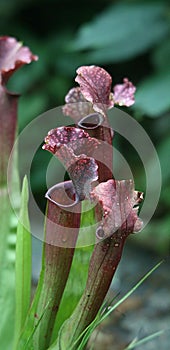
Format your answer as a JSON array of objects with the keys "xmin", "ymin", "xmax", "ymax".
[
  {"xmin": 45, "ymin": 180, "xmax": 82, "ymax": 248},
  {"xmin": 78, "ymin": 112, "xmax": 103, "ymax": 130},
  {"xmin": 45, "ymin": 180, "xmax": 79, "ymax": 208}
]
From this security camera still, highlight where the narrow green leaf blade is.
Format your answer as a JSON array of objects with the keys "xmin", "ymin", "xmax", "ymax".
[
  {"xmin": 0, "ymin": 190, "xmax": 16, "ymax": 350},
  {"xmin": 14, "ymin": 176, "xmax": 32, "ymax": 347},
  {"xmin": 124, "ymin": 329, "xmax": 167, "ymax": 349},
  {"xmin": 0, "ymin": 139, "xmax": 20, "ymax": 349},
  {"xmin": 98, "ymin": 261, "xmax": 164, "ymax": 325}
]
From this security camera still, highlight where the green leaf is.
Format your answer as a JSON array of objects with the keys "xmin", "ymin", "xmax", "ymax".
[
  {"xmin": 0, "ymin": 191, "xmax": 16, "ymax": 350},
  {"xmin": 71, "ymin": 3, "xmax": 169, "ymax": 63},
  {"xmin": 14, "ymin": 176, "xmax": 32, "ymax": 348},
  {"xmin": 0, "ymin": 136, "xmax": 20, "ymax": 349},
  {"xmin": 134, "ymin": 68, "xmax": 170, "ymax": 117}
]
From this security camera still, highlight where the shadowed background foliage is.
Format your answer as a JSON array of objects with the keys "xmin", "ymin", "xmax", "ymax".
[{"xmin": 0, "ymin": 0, "xmax": 170, "ymax": 254}]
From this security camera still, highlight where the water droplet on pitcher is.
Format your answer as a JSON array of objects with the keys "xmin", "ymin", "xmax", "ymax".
[
  {"xmin": 62, "ymin": 236, "xmax": 67, "ymax": 243},
  {"xmin": 96, "ymin": 226, "xmax": 105, "ymax": 239}
]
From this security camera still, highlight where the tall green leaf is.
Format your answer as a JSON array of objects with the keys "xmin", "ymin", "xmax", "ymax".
[
  {"xmin": 0, "ymin": 142, "xmax": 20, "ymax": 350},
  {"xmin": 14, "ymin": 176, "xmax": 32, "ymax": 348},
  {"xmin": 0, "ymin": 191, "xmax": 16, "ymax": 349}
]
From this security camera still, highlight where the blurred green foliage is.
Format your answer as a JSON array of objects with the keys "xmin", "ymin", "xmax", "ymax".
[{"xmin": 1, "ymin": 0, "xmax": 169, "ymax": 253}]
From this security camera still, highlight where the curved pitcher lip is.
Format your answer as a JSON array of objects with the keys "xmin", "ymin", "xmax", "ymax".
[
  {"xmin": 45, "ymin": 180, "xmax": 79, "ymax": 208},
  {"xmin": 78, "ymin": 112, "xmax": 103, "ymax": 130}
]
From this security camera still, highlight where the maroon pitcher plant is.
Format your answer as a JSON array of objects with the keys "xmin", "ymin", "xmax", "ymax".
[
  {"xmin": 41, "ymin": 66, "xmax": 143, "ymax": 349},
  {"xmin": 0, "ymin": 37, "xmax": 37, "ymax": 349},
  {"xmin": 0, "ymin": 36, "xmax": 38, "ymax": 185}
]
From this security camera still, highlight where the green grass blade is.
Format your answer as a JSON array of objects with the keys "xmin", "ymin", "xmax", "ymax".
[
  {"xmin": 98, "ymin": 260, "xmax": 164, "ymax": 324},
  {"xmin": 14, "ymin": 176, "xmax": 32, "ymax": 348},
  {"xmin": 124, "ymin": 329, "xmax": 167, "ymax": 349}
]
